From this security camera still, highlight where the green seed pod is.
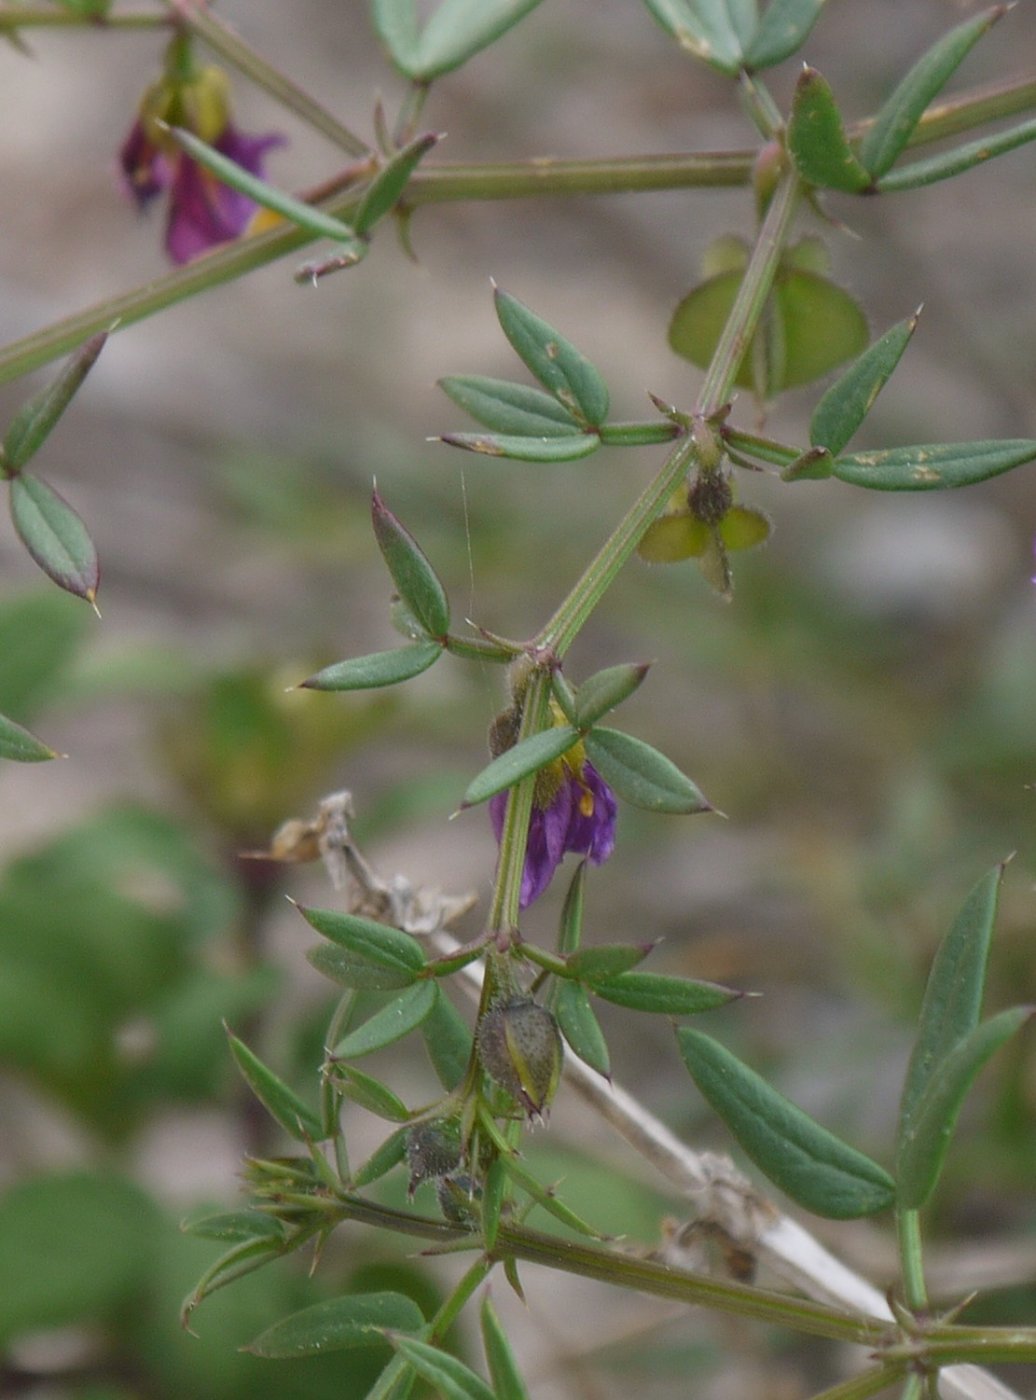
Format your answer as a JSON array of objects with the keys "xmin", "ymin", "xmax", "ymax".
[
  {"xmin": 405, "ymin": 1118, "xmax": 462, "ymax": 1195},
  {"xmin": 436, "ymin": 1173, "xmax": 482, "ymax": 1225},
  {"xmin": 477, "ymin": 998, "xmax": 563, "ymax": 1118}
]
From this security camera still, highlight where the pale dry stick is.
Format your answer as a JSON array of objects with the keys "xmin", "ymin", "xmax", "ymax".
[{"xmin": 294, "ymin": 794, "xmax": 1019, "ymax": 1400}]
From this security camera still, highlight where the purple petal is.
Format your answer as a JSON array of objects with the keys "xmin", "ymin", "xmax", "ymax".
[
  {"xmin": 564, "ymin": 763, "xmax": 617, "ymax": 866},
  {"xmin": 118, "ymin": 118, "xmax": 170, "ymax": 209},
  {"xmin": 165, "ymin": 125, "xmax": 285, "ymax": 264},
  {"xmin": 520, "ymin": 782, "xmax": 573, "ymax": 907}
]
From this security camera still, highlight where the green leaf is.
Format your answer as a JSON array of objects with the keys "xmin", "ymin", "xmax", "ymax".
[
  {"xmin": 480, "ymin": 1295, "xmax": 530, "ymax": 1400},
  {"xmin": 832, "ymin": 439, "xmax": 1036, "ymax": 491},
  {"xmin": 180, "ymin": 1209, "xmax": 285, "ymax": 1243},
  {"xmin": 351, "ymin": 1125, "xmax": 410, "ymax": 1186},
  {"xmin": 354, "ymin": 132, "xmax": 441, "ymax": 236},
  {"xmin": 573, "ymin": 663, "xmax": 650, "ymax": 728},
  {"xmin": 557, "ymin": 860, "xmax": 587, "ymax": 956},
  {"xmin": 370, "ymin": 0, "xmax": 420, "ymax": 71},
  {"xmin": 858, "ymin": 6, "xmax": 1006, "ymax": 179},
  {"xmin": 297, "ymin": 904, "xmax": 425, "ymax": 969},
  {"xmin": 566, "ymin": 944, "xmax": 653, "ymax": 982},
  {"xmin": 249, "ymin": 1292, "xmax": 424, "ymax": 1358},
  {"xmin": 481, "ymin": 1157, "xmax": 507, "ymax": 1251},
  {"xmin": 746, "ymin": 0, "xmax": 826, "ymax": 70},
  {"xmin": 555, "ymin": 979, "xmax": 611, "ymax": 1079},
  {"xmin": 897, "ymin": 865, "xmax": 1003, "ymax": 1147},
  {"xmin": 422, "ymin": 990, "xmax": 473, "ymax": 1090},
  {"xmin": 300, "ymin": 640, "xmax": 442, "ymax": 691},
  {"xmin": 308, "ymin": 943, "xmax": 421, "ymax": 991},
  {"xmin": 896, "ymin": 1006, "xmax": 1032, "ymax": 1210},
  {"xmin": 226, "ymin": 1031, "xmax": 324, "ymax": 1140},
  {"xmin": 439, "ymin": 431, "xmax": 601, "ymax": 462},
  {"xmin": 594, "ymin": 971, "xmax": 738, "ymax": 1015},
  {"xmin": 640, "ymin": 0, "xmax": 744, "ymax": 74},
  {"xmin": 333, "ymin": 981, "xmax": 439, "ymax": 1059},
  {"xmin": 494, "ymin": 288, "xmax": 610, "ymax": 426},
  {"xmin": 10, "ymin": 474, "xmax": 99, "ymax": 604},
  {"xmin": 0, "ymin": 1172, "xmax": 161, "ymax": 1345},
  {"xmin": 462, "ymin": 725, "xmax": 579, "ymax": 808},
  {"xmin": 678, "ymin": 1029, "xmax": 896, "ymax": 1219},
  {"xmin": 2, "ymin": 331, "xmax": 107, "ymax": 474},
  {"xmin": 166, "ymin": 124, "xmax": 365, "ymax": 250},
  {"xmin": 810, "ymin": 311, "xmax": 919, "ymax": 455},
  {"xmin": 597, "ymin": 420, "xmax": 681, "ymax": 447},
  {"xmin": 725, "ymin": 0, "xmax": 759, "ymax": 48},
  {"xmin": 439, "ymin": 376, "xmax": 582, "ymax": 437},
  {"xmin": 389, "ymin": 1335, "xmax": 496, "ymax": 1400},
  {"xmin": 372, "ymin": 489, "xmax": 450, "ymax": 638},
  {"xmin": 780, "ymin": 446, "xmax": 833, "ymax": 481},
  {"xmin": 412, "ymin": 0, "xmax": 546, "ymax": 80},
  {"xmin": 584, "ymin": 727, "xmax": 711, "ymax": 814},
  {"xmin": 787, "ymin": 68, "xmax": 871, "ymax": 192},
  {"xmin": 0, "ymin": 709, "xmax": 59, "ymax": 762},
  {"xmin": 331, "ymin": 1064, "xmax": 412, "ymax": 1121},
  {"xmin": 875, "ymin": 115, "xmax": 1036, "ymax": 193},
  {"xmin": 669, "ymin": 267, "xmax": 868, "ymax": 395}
]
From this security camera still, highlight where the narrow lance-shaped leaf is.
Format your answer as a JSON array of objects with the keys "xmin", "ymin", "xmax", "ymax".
[
  {"xmin": 439, "ymin": 431, "xmax": 601, "ymax": 463},
  {"xmin": 422, "ymin": 989, "xmax": 473, "ymax": 1090},
  {"xmin": 164, "ymin": 124, "xmax": 367, "ymax": 253},
  {"xmin": 787, "ymin": 68, "xmax": 871, "ymax": 193},
  {"xmin": 412, "ymin": 0, "xmax": 547, "ymax": 81},
  {"xmin": 10, "ymin": 474, "xmax": 99, "ymax": 604},
  {"xmin": 371, "ymin": 490, "xmax": 450, "ymax": 638},
  {"xmin": 297, "ymin": 903, "xmax": 427, "ymax": 970},
  {"xmin": 0, "ymin": 710, "xmax": 59, "ymax": 763},
  {"xmin": 595, "ymin": 971, "xmax": 739, "ymax": 1015},
  {"xmin": 226, "ymin": 1030, "xmax": 325, "ymax": 1141},
  {"xmin": 439, "ymin": 376, "xmax": 582, "ymax": 437},
  {"xmin": 833, "ymin": 439, "xmax": 1036, "ymax": 491},
  {"xmin": 875, "ymin": 115, "xmax": 1036, "ymax": 193},
  {"xmin": 300, "ymin": 640, "xmax": 442, "ymax": 691},
  {"xmin": 2, "ymin": 331, "xmax": 107, "ymax": 474},
  {"xmin": 494, "ymin": 288, "xmax": 610, "ymax": 427},
  {"xmin": 557, "ymin": 859, "xmax": 587, "ymax": 956},
  {"xmin": 480, "ymin": 1295, "xmax": 530, "ymax": 1400},
  {"xmin": 481, "ymin": 1156, "xmax": 507, "ymax": 1251},
  {"xmin": 640, "ymin": 0, "xmax": 744, "ymax": 74},
  {"xmin": 308, "ymin": 943, "xmax": 421, "ymax": 991},
  {"xmin": 370, "ymin": 0, "xmax": 420, "ymax": 72},
  {"xmin": 897, "ymin": 864, "xmax": 1003, "ymax": 1143},
  {"xmin": 678, "ymin": 1028, "xmax": 896, "ymax": 1219},
  {"xmin": 746, "ymin": 0, "xmax": 827, "ymax": 71},
  {"xmin": 555, "ymin": 979, "xmax": 611, "ymax": 1079},
  {"xmin": 181, "ymin": 1209, "xmax": 284, "ymax": 1243},
  {"xmin": 573, "ymin": 662, "xmax": 651, "ymax": 728},
  {"xmin": 858, "ymin": 5, "xmax": 1007, "ymax": 179},
  {"xmin": 330, "ymin": 1064, "xmax": 411, "ymax": 1122},
  {"xmin": 585, "ymin": 726, "xmax": 712, "ymax": 814},
  {"xmin": 333, "ymin": 980, "xmax": 439, "ymax": 1059},
  {"xmin": 354, "ymin": 132, "xmax": 441, "ymax": 236},
  {"xmin": 896, "ymin": 1006, "xmax": 1033, "ymax": 1210},
  {"xmin": 810, "ymin": 310, "xmax": 920, "ymax": 456},
  {"xmin": 724, "ymin": 0, "xmax": 759, "ymax": 49},
  {"xmin": 388, "ymin": 1335, "xmax": 496, "ymax": 1400},
  {"xmin": 566, "ymin": 943, "xmax": 653, "ymax": 982},
  {"xmin": 351, "ymin": 1124, "xmax": 410, "ymax": 1187},
  {"xmin": 248, "ymin": 1292, "xmax": 424, "ymax": 1359},
  {"xmin": 462, "ymin": 725, "xmax": 578, "ymax": 808}
]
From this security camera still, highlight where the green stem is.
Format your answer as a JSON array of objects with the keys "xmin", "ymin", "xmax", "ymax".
[
  {"xmin": 0, "ymin": 6, "xmax": 166, "ymax": 25},
  {"xmin": 170, "ymin": 1, "xmax": 370, "ymax": 157},
  {"xmin": 429, "ymin": 1256, "xmax": 492, "ymax": 1343},
  {"xmin": 327, "ymin": 1191, "xmax": 888, "ymax": 1345},
  {"xmin": 486, "ymin": 668, "xmax": 553, "ymax": 936},
  {"xmin": 536, "ymin": 170, "xmax": 799, "ymax": 659},
  {"xmin": 696, "ymin": 170, "xmax": 799, "ymax": 414},
  {"xmin": 896, "ymin": 1209, "xmax": 928, "ymax": 1313},
  {"xmin": 898, "ymin": 1376, "xmax": 925, "ymax": 1400},
  {"xmin": 808, "ymin": 1364, "xmax": 910, "ymax": 1400},
  {"xmin": 3, "ymin": 67, "xmax": 1036, "ymax": 388}
]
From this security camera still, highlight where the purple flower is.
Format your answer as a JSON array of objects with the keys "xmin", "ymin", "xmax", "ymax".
[
  {"xmin": 119, "ymin": 110, "xmax": 283, "ymax": 264},
  {"xmin": 490, "ymin": 756, "xmax": 617, "ymax": 908}
]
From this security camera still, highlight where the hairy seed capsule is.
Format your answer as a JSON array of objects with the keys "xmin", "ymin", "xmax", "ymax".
[
  {"xmin": 405, "ymin": 1118, "xmax": 462, "ymax": 1195},
  {"xmin": 477, "ymin": 998, "xmax": 563, "ymax": 1118},
  {"xmin": 689, "ymin": 471, "xmax": 733, "ymax": 526}
]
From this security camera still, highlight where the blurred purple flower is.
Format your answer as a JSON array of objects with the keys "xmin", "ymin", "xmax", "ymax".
[
  {"xmin": 119, "ymin": 117, "xmax": 283, "ymax": 264},
  {"xmin": 490, "ymin": 757, "xmax": 617, "ymax": 908}
]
